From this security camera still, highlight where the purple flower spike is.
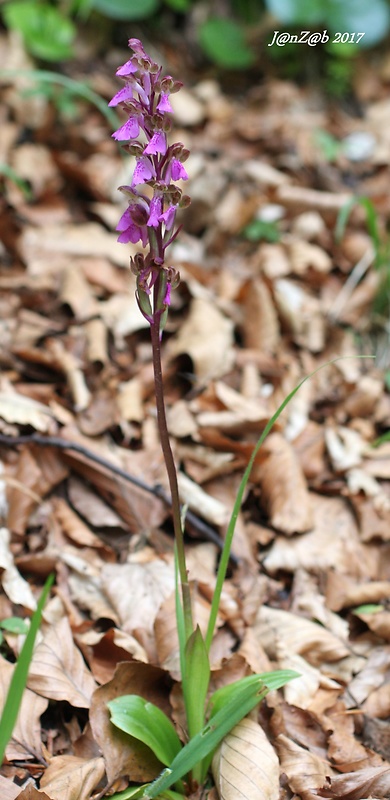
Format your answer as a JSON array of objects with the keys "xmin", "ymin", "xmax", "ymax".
[
  {"xmin": 116, "ymin": 59, "xmax": 138, "ymax": 77},
  {"xmin": 109, "ymin": 85, "xmax": 134, "ymax": 107},
  {"xmin": 144, "ymin": 131, "xmax": 167, "ymax": 156},
  {"xmin": 131, "ymin": 156, "xmax": 155, "ymax": 187},
  {"xmin": 147, "ymin": 196, "xmax": 163, "ymax": 227},
  {"xmin": 112, "ymin": 116, "xmax": 140, "ymax": 141},
  {"xmin": 171, "ymin": 159, "xmax": 188, "ymax": 181},
  {"xmin": 157, "ymin": 93, "xmax": 173, "ymax": 114},
  {"xmin": 110, "ymin": 38, "xmax": 191, "ymax": 331},
  {"xmin": 159, "ymin": 204, "xmax": 177, "ymax": 231}
]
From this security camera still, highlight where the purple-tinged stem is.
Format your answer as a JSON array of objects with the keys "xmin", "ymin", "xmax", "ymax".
[{"xmin": 149, "ymin": 281, "xmax": 194, "ymax": 641}]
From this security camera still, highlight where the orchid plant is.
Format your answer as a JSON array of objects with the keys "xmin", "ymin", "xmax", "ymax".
[{"xmin": 107, "ymin": 39, "xmax": 297, "ymax": 799}]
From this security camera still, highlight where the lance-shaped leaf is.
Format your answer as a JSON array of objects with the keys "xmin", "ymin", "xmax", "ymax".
[
  {"xmin": 183, "ymin": 626, "xmax": 210, "ymax": 740},
  {"xmin": 108, "ymin": 695, "xmax": 182, "ymax": 767},
  {"xmin": 208, "ymin": 670, "xmax": 299, "ymax": 719},
  {"xmin": 143, "ymin": 670, "xmax": 298, "ymax": 798}
]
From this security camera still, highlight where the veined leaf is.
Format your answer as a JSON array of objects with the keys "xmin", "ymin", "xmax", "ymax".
[
  {"xmin": 143, "ymin": 670, "xmax": 297, "ymax": 798},
  {"xmin": 108, "ymin": 696, "xmax": 182, "ymax": 767}
]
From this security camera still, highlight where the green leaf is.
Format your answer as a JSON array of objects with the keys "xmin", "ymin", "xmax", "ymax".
[
  {"xmin": 0, "ymin": 617, "xmax": 29, "ymax": 635},
  {"xmin": 108, "ymin": 696, "xmax": 182, "ymax": 766},
  {"xmin": 143, "ymin": 671, "xmax": 297, "ymax": 797},
  {"xmin": 91, "ymin": 0, "xmax": 159, "ymax": 20},
  {"xmin": 372, "ymin": 430, "xmax": 390, "ymax": 447},
  {"xmin": 2, "ymin": 0, "xmax": 76, "ymax": 61},
  {"xmin": 109, "ymin": 787, "xmax": 185, "ymax": 800},
  {"xmin": 0, "ymin": 163, "xmax": 33, "ymax": 199},
  {"xmin": 199, "ymin": 18, "xmax": 255, "ymax": 69},
  {"xmin": 353, "ymin": 604, "xmax": 384, "ymax": 615},
  {"xmin": 183, "ymin": 627, "xmax": 210, "ymax": 740},
  {"xmin": 242, "ymin": 219, "xmax": 280, "ymax": 243},
  {"xmin": 0, "ymin": 573, "xmax": 54, "ymax": 765},
  {"xmin": 208, "ymin": 670, "xmax": 299, "ymax": 719},
  {"xmin": 164, "ymin": 0, "xmax": 191, "ymax": 10}
]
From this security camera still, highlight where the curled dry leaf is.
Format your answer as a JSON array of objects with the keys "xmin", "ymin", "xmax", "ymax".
[
  {"xmin": 212, "ymin": 717, "xmax": 280, "ymax": 800},
  {"xmin": 325, "ymin": 698, "xmax": 383, "ymax": 771},
  {"xmin": 264, "ymin": 494, "xmax": 375, "ymax": 578},
  {"xmin": 39, "ymin": 755, "xmax": 105, "ymax": 800},
  {"xmin": 315, "ymin": 765, "xmax": 390, "ymax": 799},
  {"xmin": 0, "ymin": 527, "xmax": 37, "ymax": 609},
  {"xmin": 27, "ymin": 616, "xmax": 97, "ymax": 707},
  {"xmin": 166, "ymin": 297, "xmax": 234, "ymax": 382},
  {"xmin": 240, "ymin": 278, "xmax": 280, "ymax": 353},
  {"xmin": 101, "ymin": 559, "xmax": 174, "ymax": 637},
  {"xmin": 276, "ymin": 734, "xmax": 333, "ymax": 800},
  {"xmin": 252, "ymin": 432, "xmax": 313, "ymax": 535},
  {"xmin": 255, "ymin": 606, "xmax": 349, "ymax": 667},
  {"xmin": 0, "ymin": 391, "xmax": 57, "ymax": 432}
]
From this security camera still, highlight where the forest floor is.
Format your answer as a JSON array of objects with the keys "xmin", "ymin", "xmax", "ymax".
[{"xmin": 1, "ymin": 25, "xmax": 390, "ymax": 800}]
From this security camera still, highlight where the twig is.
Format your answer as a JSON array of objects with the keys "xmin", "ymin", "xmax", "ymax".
[{"xmin": 0, "ymin": 432, "xmax": 239, "ymax": 564}]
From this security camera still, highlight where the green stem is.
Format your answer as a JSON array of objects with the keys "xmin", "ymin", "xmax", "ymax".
[{"xmin": 149, "ymin": 303, "xmax": 193, "ymax": 643}]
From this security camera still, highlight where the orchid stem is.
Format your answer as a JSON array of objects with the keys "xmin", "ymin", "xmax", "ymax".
[{"xmin": 149, "ymin": 297, "xmax": 194, "ymax": 643}]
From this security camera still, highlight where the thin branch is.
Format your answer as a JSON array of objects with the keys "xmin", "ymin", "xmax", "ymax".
[{"xmin": 0, "ymin": 432, "xmax": 239, "ymax": 563}]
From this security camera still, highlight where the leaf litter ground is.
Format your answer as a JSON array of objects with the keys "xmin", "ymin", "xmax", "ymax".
[{"xmin": 0, "ymin": 28, "xmax": 390, "ymax": 800}]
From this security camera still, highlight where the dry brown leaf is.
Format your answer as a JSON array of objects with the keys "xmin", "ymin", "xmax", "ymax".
[
  {"xmin": 212, "ymin": 717, "xmax": 280, "ymax": 800},
  {"xmin": 39, "ymin": 755, "xmax": 105, "ymax": 800},
  {"xmin": 325, "ymin": 699, "xmax": 383, "ymax": 771},
  {"xmin": 276, "ymin": 734, "xmax": 333, "ymax": 800},
  {"xmin": 240, "ymin": 278, "xmax": 280, "ymax": 353},
  {"xmin": 348, "ymin": 646, "xmax": 390, "ymax": 707},
  {"xmin": 89, "ymin": 661, "xmax": 171, "ymax": 784},
  {"xmin": 0, "ymin": 392, "xmax": 56, "ymax": 432},
  {"xmin": 270, "ymin": 702, "xmax": 328, "ymax": 759},
  {"xmin": 253, "ymin": 432, "xmax": 313, "ymax": 534},
  {"xmin": 0, "ymin": 527, "xmax": 37, "ymax": 609},
  {"xmin": 315, "ymin": 765, "xmax": 390, "ymax": 798},
  {"xmin": 16, "ymin": 786, "xmax": 52, "ymax": 800},
  {"xmin": 0, "ymin": 655, "xmax": 48, "ymax": 761},
  {"xmin": 101, "ymin": 558, "xmax": 174, "ymax": 637},
  {"xmin": 255, "ymin": 606, "xmax": 349, "ymax": 667},
  {"xmin": 0, "ymin": 776, "xmax": 20, "ymax": 800},
  {"xmin": 264, "ymin": 494, "xmax": 376, "ymax": 578},
  {"xmin": 361, "ymin": 682, "xmax": 390, "ymax": 719},
  {"xmin": 288, "ymin": 240, "xmax": 332, "ymax": 275},
  {"xmin": 166, "ymin": 297, "xmax": 234, "ymax": 381},
  {"xmin": 27, "ymin": 616, "xmax": 97, "ymax": 707}
]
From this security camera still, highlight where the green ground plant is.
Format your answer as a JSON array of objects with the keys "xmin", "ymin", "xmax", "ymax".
[{"xmin": 103, "ymin": 37, "xmax": 302, "ymax": 800}]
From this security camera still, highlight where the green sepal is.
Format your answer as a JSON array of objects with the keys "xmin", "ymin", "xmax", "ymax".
[
  {"xmin": 108, "ymin": 695, "xmax": 182, "ymax": 766},
  {"xmin": 136, "ymin": 284, "xmax": 153, "ymax": 322}
]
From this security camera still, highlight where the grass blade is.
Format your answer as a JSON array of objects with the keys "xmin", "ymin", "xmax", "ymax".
[{"xmin": 0, "ymin": 573, "xmax": 54, "ymax": 764}]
